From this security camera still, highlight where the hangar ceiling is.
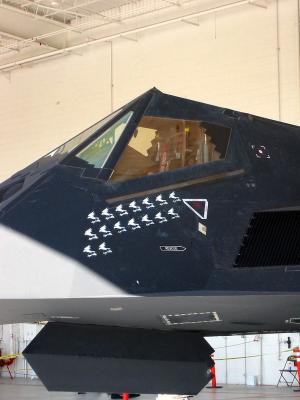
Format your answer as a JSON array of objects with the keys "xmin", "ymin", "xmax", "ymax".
[{"xmin": 0, "ymin": 0, "xmax": 267, "ymax": 71}]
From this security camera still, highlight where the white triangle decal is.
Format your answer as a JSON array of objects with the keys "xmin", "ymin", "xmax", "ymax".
[{"xmin": 182, "ymin": 199, "xmax": 208, "ymax": 219}]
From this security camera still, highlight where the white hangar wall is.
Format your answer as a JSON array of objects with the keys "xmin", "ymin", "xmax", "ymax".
[
  {"xmin": 207, "ymin": 333, "xmax": 300, "ymax": 385},
  {"xmin": 0, "ymin": 0, "xmax": 299, "ymax": 182}
]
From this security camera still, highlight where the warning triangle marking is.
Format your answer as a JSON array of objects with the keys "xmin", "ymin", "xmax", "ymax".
[{"xmin": 182, "ymin": 199, "xmax": 208, "ymax": 219}]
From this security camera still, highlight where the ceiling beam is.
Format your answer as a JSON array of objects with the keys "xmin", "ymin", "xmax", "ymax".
[
  {"xmin": 0, "ymin": 2, "xmax": 83, "ymax": 33},
  {"xmin": 19, "ymin": 0, "xmax": 89, "ymax": 19},
  {"xmin": 0, "ymin": 31, "xmax": 20, "ymax": 53},
  {"xmin": 44, "ymin": 0, "xmax": 121, "ymax": 22},
  {"xmin": 0, "ymin": 44, "xmax": 19, "ymax": 53},
  {"xmin": 0, "ymin": 29, "xmax": 25, "ymax": 41},
  {"xmin": 0, "ymin": 28, "xmax": 59, "ymax": 51},
  {"xmin": 162, "ymin": 0, "xmax": 181, "ymax": 7},
  {"xmin": 181, "ymin": 18, "xmax": 199, "ymax": 26},
  {"xmin": 0, "ymin": 16, "xmax": 113, "ymax": 47},
  {"xmin": 248, "ymin": 0, "xmax": 267, "ymax": 9},
  {"xmin": 0, "ymin": 0, "xmax": 262, "ymax": 72}
]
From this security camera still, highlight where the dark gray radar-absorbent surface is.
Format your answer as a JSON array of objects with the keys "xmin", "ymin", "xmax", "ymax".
[
  {"xmin": 4, "ymin": 87, "xmax": 300, "ymax": 396},
  {"xmin": 23, "ymin": 322, "xmax": 214, "ymax": 394}
]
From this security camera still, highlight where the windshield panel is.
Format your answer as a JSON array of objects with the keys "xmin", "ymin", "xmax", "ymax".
[
  {"xmin": 76, "ymin": 111, "xmax": 133, "ymax": 169},
  {"xmin": 65, "ymin": 111, "xmax": 134, "ymax": 178},
  {"xmin": 44, "ymin": 108, "xmax": 123, "ymax": 159}
]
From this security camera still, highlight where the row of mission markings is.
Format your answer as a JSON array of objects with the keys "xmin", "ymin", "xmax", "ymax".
[{"xmin": 83, "ymin": 192, "xmax": 182, "ymax": 257}]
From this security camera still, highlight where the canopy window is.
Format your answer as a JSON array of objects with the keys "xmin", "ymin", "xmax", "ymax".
[{"xmin": 111, "ymin": 116, "xmax": 231, "ymax": 182}]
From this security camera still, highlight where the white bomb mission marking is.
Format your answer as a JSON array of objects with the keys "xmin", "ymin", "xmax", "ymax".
[{"xmin": 82, "ymin": 192, "xmax": 185, "ymax": 257}]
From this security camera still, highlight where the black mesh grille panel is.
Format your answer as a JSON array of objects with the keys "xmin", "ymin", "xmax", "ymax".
[{"xmin": 234, "ymin": 210, "xmax": 300, "ymax": 268}]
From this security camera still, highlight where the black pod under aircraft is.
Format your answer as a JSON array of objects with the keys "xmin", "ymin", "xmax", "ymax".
[{"xmin": 1, "ymin": 88, "xmax": 300, "ymax": 394}]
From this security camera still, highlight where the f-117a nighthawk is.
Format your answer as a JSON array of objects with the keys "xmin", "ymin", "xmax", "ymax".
[{"xmin": 0, "ymin": 88, "xmax": 300, "ymax": 395}]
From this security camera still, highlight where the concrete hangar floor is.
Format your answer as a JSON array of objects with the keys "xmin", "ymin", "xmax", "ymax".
[{"xmin": 0, "ymin": 379, "xmax": 298, "ymax": 400}]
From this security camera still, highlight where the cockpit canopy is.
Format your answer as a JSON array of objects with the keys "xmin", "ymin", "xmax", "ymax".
[{"xmin": 57, "ymin": 88, "xmax": 231, "ymax": 182}]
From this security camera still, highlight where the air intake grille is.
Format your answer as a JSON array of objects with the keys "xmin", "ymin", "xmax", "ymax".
[{"xmin": 234, "ymin": 210, "xmax": 300, "ymax": 268}]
